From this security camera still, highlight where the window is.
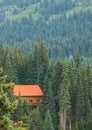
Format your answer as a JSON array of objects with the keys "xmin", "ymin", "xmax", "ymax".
[
  {"xmin": 36, "ymin": 99, "xmax": 40, "ymax": 103},
  {"xmin": 29, "ymin": 99, "xmax": 33, "ymax": 103}
]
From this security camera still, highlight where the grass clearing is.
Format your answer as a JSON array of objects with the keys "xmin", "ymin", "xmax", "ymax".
[
  {"xmin": 66, "ymin": 3, "xmax": 92, "ymax": 16},
  {"xmin": 5, "ymin": 2, "xmax": 40, "ymax": 21}
]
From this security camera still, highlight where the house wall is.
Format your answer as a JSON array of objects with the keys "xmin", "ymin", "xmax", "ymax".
[{"xmin": 19, "ymin": 96, "xmax": 42, "ymax": 106}]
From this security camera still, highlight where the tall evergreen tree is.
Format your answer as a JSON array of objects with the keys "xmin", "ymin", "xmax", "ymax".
[
  {"xmin": 31, "ymin": 45, "xmax": 39, "ymax": 84},
  {"xmin": 69, "ymin": 60, "xmax": 76, "ymax": 122},
  {"xmin": 43, "ymin": 110, "xmax": 54, "ymax": 130},
  {"xmin": 4, "ymin": 52, "xmax": 15, "ymax": 82},
  {"xmin": 81, "ymin": 67, "xmax": 91, "ymax": 120},
  {"xmin": 59, "ymin": 61, "xmax": 71, "ymax": 130},
  {"xmin": 52, "ymin": 59, "xmax": 62, "ymax": 115},
  {"xmin": 74, "ymin": 52, "xmax": 85, "ymax": 121},
  {"xmin": 52, "ymin": 59, "xmax": 62, "ymax": 97},
  {"xmin": 11, "ymin": 47, "xmax": 23, "ymax": 83},
  {"xmin": 37, "ymin": 42, "xmax": 49, "ymax": 88},
  {"xmin": 86, "ymin": 64, "xmax": 92, "ymax": 106},
  {"xmin": 24, "ymin": 54, "xmax": 33, "ymax": 84},
  {"xmin": 0, "ymin": 44, "xmax": 4, "ymax": 67},
  {"xmin": 43, "ymin": 73, "xmax": 58, "ymax": 130},
  {"xmin": 29, "ymin": 107, "xmax": 43, "ymax": 130}
]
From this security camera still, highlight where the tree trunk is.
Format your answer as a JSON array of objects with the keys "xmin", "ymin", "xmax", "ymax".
[{"xmin": 59, "ymin": 112, "xmax": 64, "ymax": 130}]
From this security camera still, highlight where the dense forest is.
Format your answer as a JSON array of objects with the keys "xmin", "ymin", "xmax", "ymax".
[
  {"xmin": 0, "ymin": 43, "xmax": 92, "ymax": 130},
  {"xmin": 0, "ymin": 0, "xmax": 92, "ymax": 130},
  {"xmin": 0, "ymin": 0, "xmax": 92, "ymax": 58}
]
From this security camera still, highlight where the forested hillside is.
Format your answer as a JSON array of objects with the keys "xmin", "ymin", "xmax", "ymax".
[
  {"xmin": 0, "ymin": 43, "xmax": 92, "ymax": 130},
  {"xmin": 0, "ymin": 0, "xmax": 92, "ymax": 58},
  {"xmin": 0, "ymin": 1, "xmax": 92, "ymax": 130}
]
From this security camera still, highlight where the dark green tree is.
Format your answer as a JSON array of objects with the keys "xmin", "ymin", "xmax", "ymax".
[
  {"xmin": 43, "ymin": 73, "xmax": 58, "ymax": 130},
  {"xmin": 74, "ymin": 52, "xmax": 85, "ymax": 121},
  {"xmin": 0, "ymin": 44, "xmax": 4, "ymax": 67},
  {"xmin": 29, "ymin": 107, "xmax": 43, "ymax": 130},
  {"xmin": 43, "ymin": 110, "xmax": 54, "ymax": 130},
  {"xmin": 52, "ymin": 59, "xmax": 62, "ymax": 97},
  {"xmin": 52, "ymin": 59, "xmax": 62, "ymax": 115},
  {"xmin": 59, "ymin": 61, "xmax": 71, "ymax": 130},
  {"xmin": 4, "ymin": 52, "xmax": 15, "ymax": 82},
  {"xmin": 23, "ymin": 54, "xmax": 33, "ymax": 84},
  {"xmin": 37, "ymin": 42, "xmax": 49, "ymax": 88}
]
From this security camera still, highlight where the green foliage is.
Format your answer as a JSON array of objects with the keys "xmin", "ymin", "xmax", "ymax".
[
  {"xmin": 0, "ymin": 1, "xmax": 92, "ymax": 58},
  {"xmin": 59, "ymin": 60, "xmax": 71, "ymax": 130},
  {"xmin": 0, "ymin": 44, "xmax": 92, "ymax": 130},
  {"xmin": 4, "ymin": 51, "xmax": 15, "ymax": 82},
  {"xmin": 0, "ymin": 68, "xmax": 16, "ymax": 130},
  {"xmin": 43, "ymin": 110, "xmax": 54, "ymax": 130},
  {"xmin": 43, "ymin": 76, "xmax": 58, "ymax": 130},
  {"xmin": 29, "ymin": 107, "xmax": 43, "ymax": 130}
]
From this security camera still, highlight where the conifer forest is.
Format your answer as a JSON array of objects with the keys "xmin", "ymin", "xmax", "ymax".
[{"xmin": 0, "ymin": 0, "xmax": 92, "ymax": 130}]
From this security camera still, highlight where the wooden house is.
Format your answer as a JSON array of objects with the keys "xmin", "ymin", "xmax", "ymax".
[{"xmin": 13, "ymin": 85, "xmax": 43, "ymax": 108}]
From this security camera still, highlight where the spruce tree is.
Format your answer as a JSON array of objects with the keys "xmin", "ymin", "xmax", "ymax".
[
  {"xmin": 4, "ymin": 52, "xmax": 15, "ymax": 82},
  {"xmin": 52, "ymin": 59, "xmax": 62, "ymax": 97},
  {"xmin": 43, "ymin": 110, "xmax": 54, "ymax": 130},
  {"xmin": 31, "ymin": 45, "xmax": 39, "ymax": 84},
  {"xmin": 24, "ymin": 54, "xmax": 33, "ymax": 84},
  {"xmin": 12, "ymin": 47, "xmax": 23, "ymax": 83},
  {"xmin": 74, "ymin": 52, "xmax": 85, "ymax": 121},
  {"xmin": 29, "ymin": 107, "xmax": 43, "ymax": 130},
  {"xmin": 81, "ymin": 67, "xmax": 91, "ymax": 120},
  {"xmin": 59, "ymin": 61, "xmax": 71, "ymax": 130},
  {"xmin": 69, "ymin": 60, "xmax": 76, "ymax": 122},
  {"xmin": 37, "ymin": 42, "xmax": 49, "ymax": 88},
  {"xmin": 43, "ymin": 74, "xmax": 58, "ymax": 130},
  {"xmin": 52, "ymin": 59, "xmax": 62, "ymax": 116}
]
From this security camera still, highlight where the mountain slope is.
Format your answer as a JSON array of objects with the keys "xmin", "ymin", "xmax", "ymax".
[
  {"xmin": 0, "ymin": 0, "xmax": 92, "ymax": 58},
  {"xmin": 0, "ymin": 0, "xmax": 92, "ymax": 21}
]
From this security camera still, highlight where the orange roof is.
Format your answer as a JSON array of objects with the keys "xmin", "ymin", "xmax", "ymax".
[{"xmin": 13, "ymin": 85, "xmax": 43, "ymax": 96}]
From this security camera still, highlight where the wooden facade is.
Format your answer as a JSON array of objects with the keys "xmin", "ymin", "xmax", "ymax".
[{"xmin": 13, "ymin": 85, "xmax": 43, "ymax": 107}]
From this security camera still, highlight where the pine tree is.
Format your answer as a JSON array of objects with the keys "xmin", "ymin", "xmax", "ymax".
[
  {"xmin": 86, "ymin": 64, "xmax": 92, "ymax": 106},
  {"xmin": 30, "ymin": 45, "xmax": 39, "ymax": 84},
  {"xmin": 52, "ymin": 59, "xmax": 62, "ymax": 116},
  {"xmin": 11, "ymin": 47, "xmax": 23, "ymax": 83},
  {"xmin": 37, "ymin": 65, "xmax": 45, "ymax": 87},
  {"xmin": 38, "ymin": 42, "xmax": 49, "ymax": 73},
  {"xmin": 0, "ymin": 68, "xmax": 16, "ymax": 130},
  {"xmin": 74, "ymin": 52, "xmax": 85, "ymax": 121},
  {"xmin": 43, "ymin": 110, "xmax": 54, "ymax": 130},
  {"xmin": 81, "ymin": 67, "xmax": 91, "ymax": 120},
  {"xmin": 4, "ymin": 52, "xmax": 15, "ymax": 82},
  {"xmin": 59, "ymin": 61, "xmax": 71, "ymax": 130},
  {"xmin": 52, "ymin": 59, "xmax": 62, "ymax": 97},
  {"xmin": 69, "ymin": 60, "xmax": 76, "ymax": 122},
  {"xmin": 0, "ymin": 44, "xmax": 4, "ymax": 67},
  {"xmin": 23, "ymin": 54, "xmax": 33, "ymax": 84},
  {"xmin": 37, "ymin": 42, "xmax": 49, "ymax": 88},
  {"xmin": 25, "ymin": 46, "xmax": 39, "ymax": 84},
  {"xmin": 43, "ymin": 73, "xmax": 58, "ymax": 130},
  {"xmin": 29, "ymin": 107, "xmax": 43, "ymax": 130}
]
